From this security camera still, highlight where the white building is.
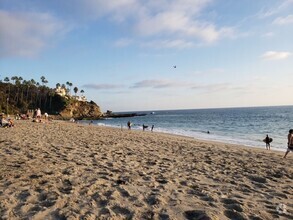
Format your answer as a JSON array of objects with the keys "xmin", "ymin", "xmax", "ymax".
[
  {"xmin": 55, "ymin": 86, "xmax": 87, "ymax": 101},
  {"xmin": 72, "ymin": 95, "xmax": 87, "ymax": 102},
  {"xmin": 55, "ymin": 86, "xmax": 67, "ymax": 97}
]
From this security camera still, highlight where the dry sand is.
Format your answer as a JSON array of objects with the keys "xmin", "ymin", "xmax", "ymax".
[{"xmin": 0, "ymin": 120, "xmax": 292, "ymax": 220}]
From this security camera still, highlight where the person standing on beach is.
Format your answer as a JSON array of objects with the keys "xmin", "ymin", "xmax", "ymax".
[
  {"xmin": 284, "ymin": 129, "xmax": 293, "ymax": 158},
  {"xmin": 264, "ymin": 134, "xmax": 271, "ymax": 150},
  {"xmin": 142, "ymin": 124, "xmax": 148, "ymax": 131},
  {"xmin": 44, "ymin": 112, "xmax": 49, "ymax": 121},
  {"xmin": 151, "ymin": 125, "xmax": 154, "ymax": 132},
  {"xmin": 127, "ymin": 121, "xmax": 131, "ymax": 130},
  {"xmin": 36, "ymin": 108, "xmax": 41, "ymax": 120},
  {"xmin": 33, "ymin": 109, "xmax": 37, "ymax": 118}
]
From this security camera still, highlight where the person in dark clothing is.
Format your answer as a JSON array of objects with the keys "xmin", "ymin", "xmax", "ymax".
[
  {"xmin": 142, "ymin": 124, "xmax": 148, "ymax": 131},
  {"xmin": 284, "ymin": 129, "xmax": 293, "ymax": 158},
  {"xmin": 264, "ymin": 134, "xmax": 272, "ymax": 150},
  {"xmin": 127, "ymin": 121, "xmax": 132, "ymax": 130}
]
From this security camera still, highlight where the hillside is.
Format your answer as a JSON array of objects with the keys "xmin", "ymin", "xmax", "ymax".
[{"xmin": 0, "ymin": 77, "xmax": 103, "ymax": 119}]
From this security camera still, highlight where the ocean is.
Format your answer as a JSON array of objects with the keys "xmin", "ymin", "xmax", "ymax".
[{"xmin": 84, "ymin": 106, "xmax": 293, "ymax": 151}]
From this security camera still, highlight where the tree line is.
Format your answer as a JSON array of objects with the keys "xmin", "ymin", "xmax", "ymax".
[{"xmin": 0, "ymin": 76, "xmax": 85, "ymax": 115}]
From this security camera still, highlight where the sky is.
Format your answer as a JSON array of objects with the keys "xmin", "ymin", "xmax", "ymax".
[{"xmin": 0, "ymin": 0, "xmax": 292, "ymax": 112}]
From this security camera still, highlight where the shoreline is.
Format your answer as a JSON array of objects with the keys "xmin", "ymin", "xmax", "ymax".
[
  {"xmin": 0, "ymin": 120, "xmax": 292, "ymax": 219},
  {"xmin": 80, "ymin": 120, "xmax": 287, "ymax": 153}
]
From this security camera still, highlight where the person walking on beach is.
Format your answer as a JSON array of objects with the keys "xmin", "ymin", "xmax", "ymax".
[
  {"xmin": 284, "ymin": 129, "xmax": 293, "ymax": 158},
  {"xmin": 142, "ymin": 124, "xmax": 148, "ymax": 131},
  {"xmin": 127, "ymin": 121, "xmax": 132, "ymax": 130},
  {"xmin": 151, "ymin": 125, "xmax": 154, "ymax": 132},
  {"xmin": 264, "ymin": 134, "xmax": 271, "ymax": 150}
]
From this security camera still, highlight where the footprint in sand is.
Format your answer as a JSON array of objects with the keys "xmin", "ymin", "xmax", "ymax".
[
  {"xmin": 184, "ymin": 210, "xmax": 218, "ymax": 220},
  {"xmin": 51, "ymin": 209, "xmax": 67, "ymax": 220},
  {"xmin": 146, "ymin": 194, "xmax": 163, "ymax": 206},
  {"xmin": 247, "ymin": 175, "xmax": 267, "ymax": 184},
  {"xmin": 29, "ymin": 174, "xmax": 42, "ymax": 179},
  {"xmin": 117, "ymin": 187, "xmax": 131, "ymax": 197},
  {"xmin": 81, "ymin": 211, "xmax": 96, "ymax": 220},
  {"xmin": 221, "ymin": 198, "xmax": 248, "ymax": 220},
  {"xmin": 110, "ymin": 205, "xmax": 133, "ymax": 218},
  {"xmin": 140, "ymin": 210, "xmax": 155, "ymax": 219},
  {"xmin": 17, "ymin": 190, "xmax": 31, "ymax": 201},
  {"xmin": 159, "ymin": 213, "xmax": 170, "ymax": 220},
  {"xmin": 38, "ymin": 191, "xmax": 58, "ymax": 208},
  {"xmin": 224, "ymin": 209, "xmax": 247, "ymax": 220},
  {"xmin": 58, "ymin": 179, "xmax": 72, "ymax": 194}
]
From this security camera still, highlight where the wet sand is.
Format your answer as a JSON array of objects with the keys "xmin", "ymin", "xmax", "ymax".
[{"xmin": 0, "ymin": 120, "xmax": 292, "ymax": 219}]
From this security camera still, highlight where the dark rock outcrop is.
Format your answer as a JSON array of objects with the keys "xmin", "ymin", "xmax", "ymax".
[
  {"xmin": 59, "ymin": 100, "xmax": 103, "ymax": 120},
  {"xmin": 103, "ymin": 112, "xmax": 147, "ymax": 118}
]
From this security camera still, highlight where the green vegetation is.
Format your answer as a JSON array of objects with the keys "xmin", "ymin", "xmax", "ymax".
[{"xmin": 0, "ymin": 76, "xmax": 82, "ymax": 115}]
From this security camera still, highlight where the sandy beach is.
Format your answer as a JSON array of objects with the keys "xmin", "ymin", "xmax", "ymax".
[{"xmin": 0, "ymin": 120, "xmax": 292, "ymax": 220}]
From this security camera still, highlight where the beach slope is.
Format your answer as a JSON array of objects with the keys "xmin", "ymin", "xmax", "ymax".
[{"xmin": 0, "ymin": 121, "xmax": 292, "ymax": 219}]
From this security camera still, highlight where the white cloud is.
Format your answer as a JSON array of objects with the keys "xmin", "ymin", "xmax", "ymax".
[
  {"xmin": 273, "ymin": 14, "xmax": 293, "ymax": 25},
  {"xmin": 52, "ymin": 0, "xmax": 232, "ymax": 46},
  {"xmin": 0, "ymin": 10, "xmax": 67, "ymax": 58},
  {"xmin": 192, "ymin": 68, "xmax": 225, "ymax": 76},
  {"xmin": 258, "ymin": 0, "xmax": 293, "ymax": 18},
  {"xmin": 114, "ymin": 38, "xmax": 133, "ymax": 47},
  {"xmin": 0, "ymin": 0, "xmax": 236, "ymax": 56},
  {"xmin": 192, "ymin": 82, "xmax": 229, "ymax": 90},
  {"xmin": 142, "ymin": 39, "xmax": 194, "ymax": 49},
  {"xmin": 131, "ymin": 79, "xmax": 194, "ymax": 89},
  {"xmin": 134, "ymin": 3, "xmax": 233, "ymax": 44},
  {"xmin": 261, "ymin": 51, "xmax": 291, "ymax": 60},
  {"xmin": 262, "ymin": 32, "xmax": 275, "ymax": 38},
  {"xmin": 83, "ymin": 83, "xmax": 124, "ymax": 90}
]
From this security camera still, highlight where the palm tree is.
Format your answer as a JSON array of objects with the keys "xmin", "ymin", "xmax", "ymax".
[
  {"xmin": 49, "ymin": 89, "xmax": 55, "ymax": 111},
  {"xmin": 20, "ymin": 79, "xmax": 26, "ymax": 103},
  {"xmin": 43, "ymin": 79, "xmax": 48, "ymax": 87},
  {"xmin": 66, "ymin": 81, "xmax": 70, "ymax": 94},
  {"xmin": 35, "ymin": 82, "xmax": 40, "ymax": 107},
  {"xmin": 16, "ymin": 76, "xmax": 23, "ymax": 100},
  {"xmin": 80, "ymin": 90, "xmax": 85, "ymax": 101},
  {"xmin": 30, "ymin": 79, "xmax": 36, "ymax": 86},
  {"xmin": 25, "ymin": 80, "xmax": 32, "ymax": 103},
  {"xmin": 66, "ymin": 81, "xmax": 73, "ymax": 95},
  {"xmin": 73, "ymin": 87, "xmax": 78, "ymax": 96},
  {"xmin": 11, "ymin": 76, "xmax": 17, "ymax": 84},
  {"xmin": 18, "ymin": 76, "xmax": 23, "ymax": 84},
  {"xmin": 30, "ymin": 79, "xmax": 36, "ymax": 103},
  {"xmin": 69, "ymin": 82, "xmax": 73, "ymax": 95},
  {"xmin": 14, "ymin": 76, "xmax": 21, "ymax": 103},
  {"xmin": 4, "ymin": 77, "xmax": 10, "ymax": 83},
  {"xmin": 4, "ymin": 77, "xmax": 11, "ymax": 103},
  {"xmin": 42, "ymin": 79, "xmax": 49, "ymax": 108},
  {"xmin": 41, "ymin": 76, "xmax": 46, "ymax": 86}
]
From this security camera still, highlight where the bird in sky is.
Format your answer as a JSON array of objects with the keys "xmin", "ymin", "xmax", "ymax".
[{"xmin": 173, "ymin": 65, "xmax": 176, "ymax": 68}]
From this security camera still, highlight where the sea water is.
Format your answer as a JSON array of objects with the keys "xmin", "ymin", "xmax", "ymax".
[{"xmin": 85, "ymin": 106, "xmax": 293, "ymax": 151}]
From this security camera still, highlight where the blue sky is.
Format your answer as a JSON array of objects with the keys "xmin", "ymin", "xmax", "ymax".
[{"xmin": 0, "ymin": 0, "xmax": 292, "ymax": 111}]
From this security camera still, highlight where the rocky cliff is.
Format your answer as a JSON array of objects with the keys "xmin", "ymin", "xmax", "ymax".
[{"xmin": 59, "ymin": 100, "xmax": 103, "ymax": 120}]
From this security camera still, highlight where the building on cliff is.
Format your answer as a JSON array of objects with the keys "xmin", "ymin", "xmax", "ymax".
[
  {"xmin": 55, "ymin": 86, "xmax": 67, "ymax": 97},
  {"xmin": 72, "ymin": 95, "xmax": 87, "ymax": 102},
  {"xmin": 55, "ymin": 86, "xmax": 87, "ymax": 102}
]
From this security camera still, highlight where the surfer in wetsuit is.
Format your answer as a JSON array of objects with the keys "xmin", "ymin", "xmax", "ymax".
[
  {"xmin": 264, "ymin": 134, "xmax": 272, "ymax": 150},
  {"xmin": 284, "ymin": 129, "xmax": 293, "ymax": 158}
]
